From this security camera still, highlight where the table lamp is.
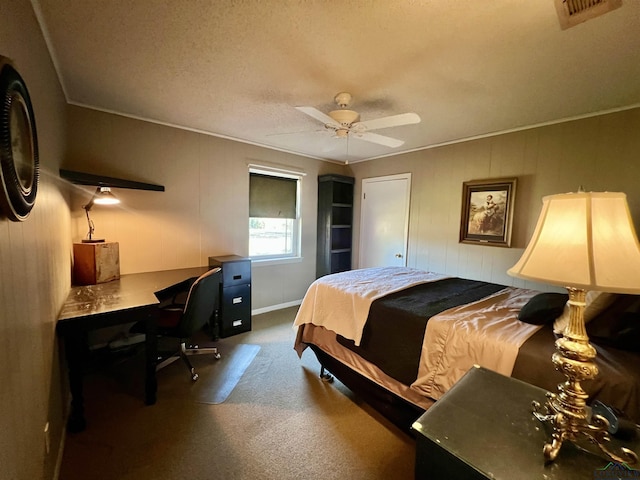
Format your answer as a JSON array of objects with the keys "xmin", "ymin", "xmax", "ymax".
[
  {"xmin": 508, "ymin": 190, "xmax": 640, "ymax": 464},
  {"xmin": 82, "ymin": 186, "xmax": 120, "ymax": 243}
]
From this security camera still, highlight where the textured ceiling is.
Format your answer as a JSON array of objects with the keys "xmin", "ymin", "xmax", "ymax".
[{"xmin": 33, "ymin": 0, "xmax": 640, "ymax": 164}]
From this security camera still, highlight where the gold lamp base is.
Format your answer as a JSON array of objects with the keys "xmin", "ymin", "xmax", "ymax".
[{"xmin": 533, "ymin": 288, "xmax": 638, "ymax": 464}]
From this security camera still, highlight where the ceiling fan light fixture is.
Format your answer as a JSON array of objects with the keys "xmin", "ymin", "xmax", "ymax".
[
  {"xmin": 328, "ymin": 109, "xmax": 360, "ymax": 126},
  {"xmin": 335, "ymin": 128, "xmax": 349, "ymax": 138},
  {"xmin": 334, "ymin": 92, "xmax": 352, "ymax": 108}
]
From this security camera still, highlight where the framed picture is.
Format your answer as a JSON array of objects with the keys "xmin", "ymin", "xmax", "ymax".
[
  {"xmin": 0, "ymin": 57, "xmax": 39, "ymax": 222},
  {"xmin": 459, "ymin": 177, "xmax": 517, "ymax": 247}
]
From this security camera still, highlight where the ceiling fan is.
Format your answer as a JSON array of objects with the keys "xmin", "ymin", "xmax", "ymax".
[{"xmin": 295, "ymin": 92, "xmax": 420, "ymax": 148}]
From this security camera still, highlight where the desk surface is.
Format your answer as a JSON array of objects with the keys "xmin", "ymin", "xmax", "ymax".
[{"xmin": 58, "ymin": 266, "xmax": 209, "ymax": 324}]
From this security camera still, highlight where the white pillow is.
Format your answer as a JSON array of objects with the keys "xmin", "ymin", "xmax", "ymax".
[{"xmin": 552, "ymin": 291, "xmax": 618, "ymax": 335}]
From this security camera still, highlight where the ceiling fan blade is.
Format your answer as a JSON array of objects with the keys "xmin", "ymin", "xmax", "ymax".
[
  {"xmin": 355, "ymin": 131, "xmax": 404, "ymax": 148},
  {"xmin": 266, "ymin": 128, "xmax": 325, "ymax": 137},
  {"xmin": 295, "ymin": 106, "xmax": 340, "ymax": 127},
  {"xmin": 355, "ymin": 112, "xmax": 421, "ymax": 131}
]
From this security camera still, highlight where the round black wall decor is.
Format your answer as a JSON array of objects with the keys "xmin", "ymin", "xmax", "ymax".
[{"xmin": 0, "ymin": 59, "xmax": 39, "ymax": 222}]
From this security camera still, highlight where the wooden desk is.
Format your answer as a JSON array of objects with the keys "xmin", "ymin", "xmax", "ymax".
[{"xmin": 57, "ymin": 266, "xmax": 209, "ymax": 432}]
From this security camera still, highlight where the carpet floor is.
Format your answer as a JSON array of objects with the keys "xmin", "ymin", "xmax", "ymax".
[{"xmin": 57, "ymin": 307, "xmax": 416, "ymax": 479}]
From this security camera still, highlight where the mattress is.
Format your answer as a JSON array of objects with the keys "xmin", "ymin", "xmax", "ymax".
[{"xmin": 294, "ymin": 268, "xmax": 640, "ymax": 422}]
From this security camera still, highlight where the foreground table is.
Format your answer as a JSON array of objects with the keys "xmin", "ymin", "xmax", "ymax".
[{"xmin": 413, "ymin": 366, "xmax": 640, "ymax": 479}]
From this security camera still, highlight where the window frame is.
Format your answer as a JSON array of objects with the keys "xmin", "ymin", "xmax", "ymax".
[{"xmin": 248, "ymin": 166, "xmax": 303, "ymax": 262}]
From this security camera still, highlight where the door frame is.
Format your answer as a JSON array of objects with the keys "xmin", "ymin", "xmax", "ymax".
[{"xmin": 358, "ymin": 173, "xmax": 412, "ymax": 268}]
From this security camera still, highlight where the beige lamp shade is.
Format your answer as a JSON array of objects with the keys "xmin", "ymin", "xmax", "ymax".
[{"xmin": 508, "ymin": 191, "xmax": 640, "ymax": 293}]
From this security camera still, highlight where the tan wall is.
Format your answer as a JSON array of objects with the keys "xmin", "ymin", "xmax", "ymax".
[
  {"xmin": 64, "ymin": 106, "xmax": 347, "ymax": 311},
  {"xmin": 65, "ymin": 106, "xmax": 640, "ymax": 308},
  {"xmin": 349, "ymin": 108, "xmax": 640, "ymax": 291},
  {"xmin": 0, "ymin": 1, "xmax": 71, "ymax": 479}
]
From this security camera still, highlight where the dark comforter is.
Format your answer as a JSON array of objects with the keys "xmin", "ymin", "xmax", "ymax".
[
  {"xmin": 337, "ymin": 277, "xmax": 505, "ymax": 385},
  {"xmin": 335, "ymin": 277, "xmax": 640, "ymax": 422},
  {"xmin": 513, "ymin": 324, "xmax": 640, "ymax": 423}
]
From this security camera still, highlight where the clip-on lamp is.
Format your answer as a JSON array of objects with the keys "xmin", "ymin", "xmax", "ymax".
[{"xmin": 82, "ymin": 186, "xmax": 120, "ymax": 243}]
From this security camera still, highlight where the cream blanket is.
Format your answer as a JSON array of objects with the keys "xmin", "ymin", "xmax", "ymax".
[
  {"xmin": 410, "ymin": 287, "xmax": 542, "ymax": 400},
  {"xmin": 293, "ymin": 267, "xmax": 449, "ymax": 346}
]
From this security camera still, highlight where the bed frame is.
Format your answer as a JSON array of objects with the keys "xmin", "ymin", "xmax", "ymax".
[{"xmin": 309, "ymin": 345, "xmax": 425, "ymax": 434}]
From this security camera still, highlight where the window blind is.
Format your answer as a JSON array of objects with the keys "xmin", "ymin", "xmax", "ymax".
[{"xmin": 249, "ymin": 173, "xmax": 297, "ymax": 219}]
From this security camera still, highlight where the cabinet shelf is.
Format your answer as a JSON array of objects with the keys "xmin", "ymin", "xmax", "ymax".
[{"xmin": 317, "ymin": 174, "xmax": 354, "ymax": 278}]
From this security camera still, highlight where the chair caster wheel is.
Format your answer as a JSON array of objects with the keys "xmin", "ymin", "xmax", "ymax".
[
  {"xmin": 214, "ymin": 353, "xmax": 221, "ymax": 360},
  {"xmin": 192, "ymin": 373, "xmax": 199, "ymax": 381}
]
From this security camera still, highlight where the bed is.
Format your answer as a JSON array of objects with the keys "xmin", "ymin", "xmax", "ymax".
[{"xmin": 293, "ymin": 267, "xmax": 640, "ymax": 432}]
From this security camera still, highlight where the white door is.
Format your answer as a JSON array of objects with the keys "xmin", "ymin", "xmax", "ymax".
[{"xmin": 359, "ymin": 173, "xmax": 411, "ymax": 268}]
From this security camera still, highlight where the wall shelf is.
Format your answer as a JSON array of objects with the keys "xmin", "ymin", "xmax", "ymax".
[{"xmin": 60, "ymin": 169, "xmax": 165, "ymax": 191}]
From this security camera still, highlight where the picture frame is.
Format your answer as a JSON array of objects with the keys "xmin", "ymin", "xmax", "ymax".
[
  {"xmin": 459, "ymin": 177, "xmax": 517, "ymax": 247},
  {"xmin": 0, "ymin": 57, "xmax": 39, "ymax": 222}
]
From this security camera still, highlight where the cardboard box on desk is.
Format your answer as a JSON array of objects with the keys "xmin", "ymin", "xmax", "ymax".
[{"xmin": 73, "ymin": 242, "xmax": 120, "ymax": 285}]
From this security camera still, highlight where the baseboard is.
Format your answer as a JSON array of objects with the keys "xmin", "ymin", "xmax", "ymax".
[{"xmin": 252, "ymin": 299, "xmax": 301, "ymax": 316}]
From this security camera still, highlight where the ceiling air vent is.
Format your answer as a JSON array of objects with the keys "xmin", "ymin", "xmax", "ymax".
[{"xmin": 554, "ymin": 0, "xmax": 623, "ymax": 30}]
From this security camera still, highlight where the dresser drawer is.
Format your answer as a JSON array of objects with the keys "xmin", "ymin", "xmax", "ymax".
[{"xmin": 219, "ymin": 284, "xmax": 251, "ymax": 337}]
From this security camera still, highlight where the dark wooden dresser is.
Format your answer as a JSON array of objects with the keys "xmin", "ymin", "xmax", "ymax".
[{"xmin": 208, "ymin": 255, "xmax": 251, "ymax": 337}]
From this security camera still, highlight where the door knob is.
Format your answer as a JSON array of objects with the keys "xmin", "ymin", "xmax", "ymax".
[{"xmin": 395, "ymin": 253, "xmax": 403, "ymax": 258}]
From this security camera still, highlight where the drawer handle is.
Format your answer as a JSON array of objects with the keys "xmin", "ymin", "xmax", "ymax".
[
  {"xmin": 232, "ymin": 320, "xmax": 243, "ymax": 327},
  {"xmin": 232, "ymin": 296, "xmax": 243, "ymax": 304},
  {"xmin": 233, "ymin": 274, "xmax": 242, "ymax": 280}
]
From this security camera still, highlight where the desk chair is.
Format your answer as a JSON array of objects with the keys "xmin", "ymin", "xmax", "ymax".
[{"xmin": 132, "ymin": 267, "xmax": 222, "ymax": 381}]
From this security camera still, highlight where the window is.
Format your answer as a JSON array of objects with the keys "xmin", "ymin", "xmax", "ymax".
[{"xmin": 249, "ymin": 168, "xmax": 301, "ymax": 260}]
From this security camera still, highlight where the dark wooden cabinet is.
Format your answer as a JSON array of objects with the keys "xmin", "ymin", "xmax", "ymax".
[
  {"xmin": 316, "ymin": 174, "xmax": 354, "ymax": 278},
  {"xmin": 208, "ymin": 255, "xmax": 251, "ymax": 338}
]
